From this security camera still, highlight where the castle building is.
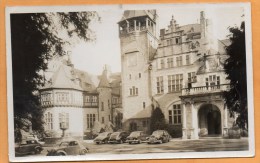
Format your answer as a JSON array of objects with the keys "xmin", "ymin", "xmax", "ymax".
[
  {"xmin": 40, "ymin": 58, "xmax": 122, "ymax": 139},
  {"xmin": 118, "ymin": 10, "xmax": 234, "ymax": 139}
]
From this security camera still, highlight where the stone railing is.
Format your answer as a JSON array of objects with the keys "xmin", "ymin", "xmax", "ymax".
[
  {"xmin": 112, "ymin": 103, "xmax": 122, "ymax": 108},
  {"xmin": 182, "ymin": 84, "xmax": 230, "ymax": 96},
  {"xmin": 119, "ymin": 26, "xmax": 154, "ymax": 37}
]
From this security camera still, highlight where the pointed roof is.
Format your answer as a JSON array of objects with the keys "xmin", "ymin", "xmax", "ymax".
[
  {"xmin": 98, "ymin": 69, "xmax": 111, "ymax": 88},
  {"xmin": 42, "ymin": 65, "xmax": 82, "ymax": 91},
  {"xmin": 119, "ymin": 10, "xmax": 157, "ymax": 23}
]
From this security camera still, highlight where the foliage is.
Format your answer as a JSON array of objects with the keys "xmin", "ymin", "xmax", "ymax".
[
  {"xmin": 166, "ymin": 124, "xmax": 182, "ymax": 138},
  {"xmin": 10, "ymin": 12, "xmax": 99, "ymax": 142},
  {"xmin": 223, "ymin": 21, "xmax": 248, "ymax": 129},
  {"xmin": 150, "ymin": 107, "xmax": 167, "ymax": 134}
]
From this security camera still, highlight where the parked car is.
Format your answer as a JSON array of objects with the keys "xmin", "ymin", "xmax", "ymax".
[
  {"xmin": 147, "ymin": 130, "xmax": 171, "ymax": 144},
  {"xmin": 108, "ymin": 131, "xmax": 129, "ymax": 144},
  {"xmin": 46, "ymin": 140, "xmax": 89, "ymax": 156},
  {"xmin": 15, "ymin": 139, "xmax": 43, "ymax": 156},
  {"xmin": 94, "ymin": 132, "xmax": 112, "ymax": 144},
  {"xmin": 126, "ymin": 131, "xmax": 148, "ymax": 144}
]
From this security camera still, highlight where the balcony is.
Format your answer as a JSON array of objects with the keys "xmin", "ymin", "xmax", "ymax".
[
  {"xmin": 112, "ymin": 103, "xmax": 122, "ymax": 108},
  {"xmin": 119, "ymin": 26, "xmax": 154, "ymax": 37},
  {"xmin": 182, "ymin": 84, "xmax": 230, "ymax": 96},
  {"xmin": 84, "ymin": 102, "xmax": 98, "ymax": 108}
]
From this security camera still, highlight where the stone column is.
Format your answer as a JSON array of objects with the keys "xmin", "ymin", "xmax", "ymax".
[
  {"xmin": 223, "ymin": 107, "xmax": 229, "ymax": 137},
  {"xmin": 134, "ymin": 20, "xmax": 136, "ymax": 31},
  {"xmin": 126, "ymin": 21, "xmax": 129, "ymax": 32},
  {"xmin": 182, "ymin": 103, "xmax": 187, "ymax": 139},
  {"xmin": 191, "ymin": 102, "xmax": 199, "ymax": 139}
]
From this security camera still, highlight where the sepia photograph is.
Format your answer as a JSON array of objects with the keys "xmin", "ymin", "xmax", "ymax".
[{"xmin": 6, "ymin": 3, "xmax": 254, "ymax": 162}]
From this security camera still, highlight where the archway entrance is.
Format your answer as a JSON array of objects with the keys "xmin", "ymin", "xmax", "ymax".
[{"xmin": 198, "ymin": 104, "xmax": 221, "ymax": 136}]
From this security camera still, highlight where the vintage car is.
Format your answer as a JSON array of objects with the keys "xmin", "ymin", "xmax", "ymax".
[
  {"xmin": 147, "ymin": 130, "xmax": 171, "ymax": 144},
  {"xmin": 46, "ymin": 140, "xmax": 89, "ymax": 156},
  {"xmin": 108, "ymin": 131, "xmax": 129, "ymax": 144},
  {"xmin": 94, "ymin": 132, "xmax": 112, "ymax": 144},
  {"xmin": 126, "ymin": 131, "xmax": 148, "ymax": 144},
  {"xmin": 15, "ymin": 139, "xmax": 43, "ymax": 156}
]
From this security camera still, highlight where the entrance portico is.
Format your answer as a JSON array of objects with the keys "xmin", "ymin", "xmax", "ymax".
[{"xmin": 181, "ymin": 93, "xmax": 231, "ymax": 139}]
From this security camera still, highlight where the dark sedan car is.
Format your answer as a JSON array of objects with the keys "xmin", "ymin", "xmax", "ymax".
[
  {"xmin": 94, "ymin": 132, "xmax": 112, "ymax": 144},
  {"xmin": 108, "ymin": 131, "xmax": 129, "ymax": 144},
  {"xmin": 47, "ymin": 140, "xmax": 89, "ymax": 156},
  {"xmin": 15, "ymin": 139, "xmax": 43, "ymax": 156},
  {"xmin": 126, "ymin": 131, "xmax": 148, "ymax": 144},
  {"xmin": 147, "ymin": 130, "xmax": 171, "ymax": 144}
]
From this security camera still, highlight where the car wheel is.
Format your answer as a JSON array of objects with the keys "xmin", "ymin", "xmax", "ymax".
[
  {"xmin": 104, "ymin": 139, "xmax": 108, "ymax": 144},
  {"xmin": 129, "ymin": 142, "xmax": 132, "ymax": 144},
  {"xmin": 57, "ymin": 152, "xmax": 65, "ymax": 156},
  {"xmin": 120, "ymin": 140, "xmax": 123, "ymax": 144},
  {"xmin": 34, "ymin": 147, "xmax": 41, "ymax": 154},
  {"xmin": 80, "ymin": 149, "xmax": 88, "ymax": 155},
  {"xmin": 138, "ymin": 140, "xmax": 141, "ymax": 144},
  {"xmin": 96, "ymin": 142, "xmax": 100, "ymax": 145}
]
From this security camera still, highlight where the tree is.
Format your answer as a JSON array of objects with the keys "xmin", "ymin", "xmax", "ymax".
[
  {"xmin": 223, "ymin": 21, "xmax": 247, "ymax": 129},
  {"xmin": 10, "ymin": 12, "xmax": 99, "ymax": 141},
  {"xmin": 150, "ymin": 107, "xmax": 167, "ymax": 134}
]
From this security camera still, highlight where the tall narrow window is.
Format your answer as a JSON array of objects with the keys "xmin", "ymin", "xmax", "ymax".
[
  {"xmin": 206, "ymin": 75, "xmax": 220, "ymax": 89},
  {"xmin": 160, "ymin": 59, "xmax": 165, "ymax": 69},
  {"xmin": 45, "ymin": 112, "xmax": 53, "ymax": 130},
  {"xmin": 139, "ymin": 73, "xmax": 141, "ymax": 78},
  {"xmin": 143, "ymin": 102, "xmax": 146, "ymax": 109},
  {"xmin": 186, "ymin": 55, "xmax": 190, "ymax": 65},
  {"xmin": 168, "ymin": 110, "xmax": 173, "ymax": 124},
  {"xmin": 217, "ymin": 76, "xmax": 220, "ymax": 88},
  {"xmin": 173, "ymin": 105, "xmax": 182, "ymax": 124},
  {"xmin": 156, "ymin": 76, "xmax": 164, "ymax": 94},
  {"xmin": 175, "ymin": 37, "xmax": 181, "ymax": 44},
  {"xmin": 102, "ymin": 117, "xmax": 105, "ymax": 124},
  {"xmin": 188, "ymin": 72, "xmax": 196, "ymax": 83},
  {"xmin": 101, "ymin": 102, "xmax": 104, "ymax": 111},
  {"xmin": 167, "ymin": 58, "xmax": 174, "ymax": 68},
  {"xmin": 168, "ymin": 74, "xmax": 183, "ymax": 92},
  {"xmin": 59, "ymin": 112, "xmax": 69, "ymax": 128},
  {"xmin": 176, "ymin": 56, "xmax": 183, "ymax": 66},
  {"xmin": 130, "ymin": 86, "xmax": 138, "ymax": 96},
  {"xmin": 86, "ymin": 114, "xmax": 96, "ymax": 129}
]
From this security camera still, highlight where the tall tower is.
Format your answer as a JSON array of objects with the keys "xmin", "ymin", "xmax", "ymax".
[
  {"xmin": 97, "ymin": 66, "xmax": 112, "ymax": 125},
  {"xmin": 118, "ymin": 10, "xmax": 159, "ymax": 122}
]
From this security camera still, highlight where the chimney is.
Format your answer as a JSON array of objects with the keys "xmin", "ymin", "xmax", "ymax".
[
  {"xmin": 200, "ymin": 11, "xmax": 206, "ymax": 38},
  {"xmin": 67, "ymin": 51, "xmax": 74, "ymax": 68}
]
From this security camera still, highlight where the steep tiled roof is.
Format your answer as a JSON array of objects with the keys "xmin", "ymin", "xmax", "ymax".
[
  {"xmin": 131, "ymin": 105, "xmax": 153, "ymax": 119},
  {"xmin": 42, "ymin": 65, "xmax": 83, "ymax": 91},
  {"xmin": 98, "ymin": 69, "xmax": 111, "ymax": 88},
  {"xmin": 178, "ymin": 24, "xmax": 201, "ymax": 34},
  {"xmin": 119, "ymin": 10, "xmax": 156, "ymax": 23}
]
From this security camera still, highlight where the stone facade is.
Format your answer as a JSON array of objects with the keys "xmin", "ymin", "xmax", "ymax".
[{"xmin": 118, "ymin": 10, "xmax": 234, "ymax": 139}]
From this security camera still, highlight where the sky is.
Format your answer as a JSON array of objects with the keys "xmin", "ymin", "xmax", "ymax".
[{"xmin": 69, "ymin": 5, "xmax": 244, "ymax": 75}]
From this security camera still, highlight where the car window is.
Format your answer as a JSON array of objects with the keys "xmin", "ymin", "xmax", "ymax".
[
  {"xmin": 69, "ymin": 141, "xmax": 78, "ymax": 146},
  {"xmin": 60, "ymin": 142, "xmax": 69, "ymax": 147}
]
